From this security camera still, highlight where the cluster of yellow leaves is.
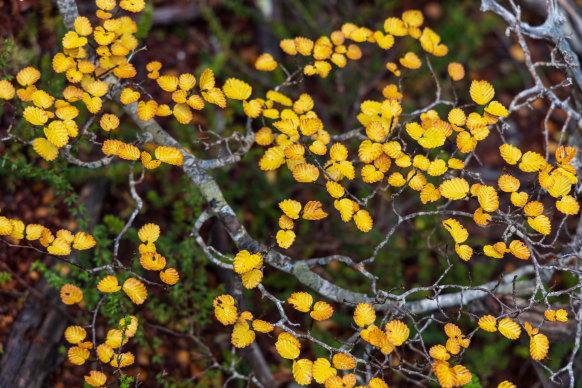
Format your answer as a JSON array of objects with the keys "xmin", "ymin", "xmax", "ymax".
[
  {"xmin": 352, "ymin": 303, "xmax": 410, "ymax": 357},
  {"xmin": 287, "ymin": 292, "xmax": 334, "ymax": 321},
  {"xmin": 213, "ymin": 295, "xmax": 274, "ymax": 349},
  {"xmin": 97, "ymin": 223, "xmax": 178, "ymax": 305},
  {"xmin": 500, "ymin": 144, "xmax": 579, "ymax": 222},
  {"xmin": 138, "ymin": 66, "xmax": 253, "ymax": 124},
  {"xmin": 233, "ymin": 250, "xmax": 264, "ymax": 289},
  {"xmin": 276, "ymin": 200, "xmax": 329, "ymax": 248},
  {"xmin": 544, "ymin": 308, "xmax": 568, "ymax": 322},
  {"xmin": 260, "ymin": 10, "xmax": 444, "ymax": 80},
  {"xmin": 0, "ymin": 212, "xmax": 96, "ymax": 258},
  {"xmin": 102, "ymin": 139, "xmax": 184, "ymax": 168},
  {"xmin": 66, "ymin": 315, "xmax": 139, "ymax": 385},
  {"xmin": 429, "ymin": 324, "xmax": 472, "ymax": 387},
  {"xmin": 442, "ymin": 218, "xmax": 531, "ymax": 261},
  {"xmin": 478, "ymin": 315, "xmax": 550, "ymax": 360}
]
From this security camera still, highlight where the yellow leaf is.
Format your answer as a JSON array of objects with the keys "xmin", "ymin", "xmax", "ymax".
[
  {"xmin": 293, "ymin": 93, "xmax": 314, "ymax": 114},
  {"xmin": 294, "ymin": 37, "xmax": 314, "ymax": 55},
  {"xmin": 439, "ymin": 178, "xmax": 469, "ymax": 200},
  {"xmin": 470, "ymin": 80, "xmax": 495, "ymax": 105},
  {"xmin": 303, "ymin": 201, "xmax": 328, "ymax": 220},
  {"xmin": 241, "ymin": 268, "xmax": 263, "ymax": 289},
  {"xmin": 0, "ymin": 79, "xmax": 15, "ymax": 100},
  {"xmin": 530, "ymin": 332, "xmax": 549, "ymax": 360},
  {"xmin": 97, "ymin": 275, "xmax": 121, "ymax": 293},
  {"xmin": 138, "ymin": 223, "xmax": 160, "ymax": 243},
  {"xmin": 528, "ymin": 215, "xmax": 551, "ymax": 235},
  {"xmin": 173, "ymin": 103, "xmax": 193, "ymax": 124},
  {"xmin": 155, "ymin": 146, "xmax": 184, "ymax": 166},
  {"xmin": 556, "ymin": 309, "xmax": 568, "ymax": 322},
  {"xmin": 249, "ymin": 319, "xmax": 272, "ymax": 333},
  {"xmin": 433, "ymin": 360, "xmax": 456, "ymax": 388},
  {"xmin": 157, "ymin": 75, "xmax": 179, "ymax": 92},
  {"xmin": 448, "ymin": 62, "xmax": 465, "ymax": 81},
  {"xmin": 223, "ymin": 78, "xmax": 252, "ymax": 100},
  {"xmin": 384, "ymin": 17, "xmax": 407, "ymax": 35},
  {"xmin": 288, "ymin": 292, "xmax": 313, "ymax": 312},
  {"xmin": 255, "ymin": 53, "xmax": 278, "ymax": 71},
  {"xmin": 353, "ymin": 209, "xmax": 373, "ymax": 232},
  {"xmin": 214, "ymin": 295, "xmax": 237, "ymax": 325},
  {"xmin": 231, "ymin": 320, "xmax": 255, "ymax": 348},
  {"xmin": 197, "ymin": 69, "xmax": 215, "ymax": 90},
  {"xmin": 519, "ymin": 151, "xmax": 545, "ymax": 172},
  {"xmin": 354, "ymin": 303, "xmax": 376, "ymax": 327},
  {"xmin": 485, "ymin": 100, "xmax": 508, "ymax": 117},
  {"xmin": 430, "ymin": 344, "xmax": 450, "ymax": 361},
  {"xmin": 311, "ymin": 301, "xmax": 334, "ymax": 321},
  {"xmin": 312, "ymin": 358, "xmax": 337, "ymax": 383},
  {"xmin": 160, "ymin": 268, "xmax": 180, "ymax": 285},
  {"xmin": 233, "ymin": 251, "xmax": 262, "ymax": 274},
  {"xmin": 498, "ymin": 318, "xmax": 521, "ymax": 340},
  {"xmin": 478, "ymin": 315, "xmax": 498, "ymax": 332},
  {"xmin": 275, "ymin": 332, "xmax": 301, "ymax": 359},
  {"xmin": 202, "ymin": 87, "xmax": 227, "ymax": 108},
  {"xmin": 385, "ymin": 319, "xmax": 409, "ymax": 346},
  {"xmin": 65, "ymin": 326, "xmax": 87, "ymax": 344},
  {"xmin": 72, "ymin": 231, "xmax": 96, "ymax": 250},
  {"xmin": 292, "ymin": 359, "xmax": 313, "ymax": 385},
  {"xmin": 452, "ymin": 364, "xmax": 472, "ymax": 386},
  {"xmin": 139, "ymin": 253, "xmax": 166, "ymax": 271},
  {"xmin": 400, "ymin": 51, "xmax": 421, "ymax": 69},
  {"xmin": 455, "ymin": 244, "xmax": 473, "ymax": 261},
  {"xmin": 332, "ymin": 353, "xmax": 355, "ymax": 370},
  {"xmin": 477, "ymin": 185, "xmax": 499, "ymax": 212},
  {"xmin": 276, "ymin": 229, "xmax": 296, "ymax": 249},
  {"xmin": 61, "ymin": 284, "xmax": 83, "ymax": 305},
  {"xmin": 137, "ymin": 100, "xmax": 158, "ymax": 121},
  {"xmin": 556, "ymin": 195, "xmax": 579, "ymax": 215},
  {"xmin": 442, "ymin": 219, "xmax": 468, "ymax": 244},
  {"xmin": 369, "ymin": 377, "xmax": 389, "ymax": 388},
  {"xmin": 509, "ymin": 240, "xmax": 530, "ymax": 260},
  {"xmin": 85, "ymin": 370, "xmax": 107, "ymax": 387},
  {"xmin": 122, "ymin": 278, "xmax": 147, "ymax": 304},
  {"xmin": 68, "ymin": 346, "xmax": 90, "ymax": 365},
  {"xmin": 293, "ymin": 163, "xmax": 319, "ymax": 183}
]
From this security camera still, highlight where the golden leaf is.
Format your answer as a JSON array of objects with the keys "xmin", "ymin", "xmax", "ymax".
[
  {"xmin": 498, "ymin": 318, "xmax": 521, "ymax": 340},
  {"xmin": 223, "ymin": 78, "xmax": 252, "ymax": 100},
  {"xmin": 288, "ymin": 292, "xmax": 314, "ymax": 312},
  {"xmin": 231, "ymin": 321, "xmax": 255, "ymax": 348},
  {"xmin": 430, "ymin": 345, "xmax": 451, "ymax": 361},
  {"xmin": 478, "ymin": 315, "xmax": 497, "ymax": 333},
  {"xmin": 214, "ymin": 295, "xmax": 237, "ymax": 325},
  {"xmin": 332, "ymin": 353, "xmax": 356, "ymax": 370},
  {"xmin": 61, "ymin": 284, "xmax": 83, "ymax": 305},
  {"xmin": 292, "ymin": 359, "xmax": 313, "ymax": 385},
  {"xmin": 311, "ymin": 301, "xmax": 334, "ymax": 321},
  {"xmin": 241, "ymin": 269, "xmax": 263, "ymax": 289},
  {"xmin": 530, "ymin": 332, "xmax": 549, "ymax": 360},
  {"xmin": 354, "ymin": 303, "xmax": 376, "ymax": 327},
  {"xmin": 122, "ymin": 278, "xmax": 147, "ymax": 305},
  {"xmin": 470, "ymin": 80, "xmax": 495, "ymax": 105},
  {"xmin": 528, "ymin": 215, "xmax": 551, "ymax": 235},
  {"xmin": 275, "ymin": 332, "xmax": 301, "ymax": 359},
  {"xmin": 97, "ymin": 275, "xmax": 121, "ymax": 293},
  {"xmin": 312, "ymin": 358, "xmax": 337, "ymax": 383},
  {"xmin": 439, "ymin": 178, "xmax": 469, "ymax": 200},
  {"xmin": 385, "ymin": 320, "xmax": 409, "ymax": 346},
  {"xmin": 255, "ymin": 53, "xmax": 278, "ymax": 71}
]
